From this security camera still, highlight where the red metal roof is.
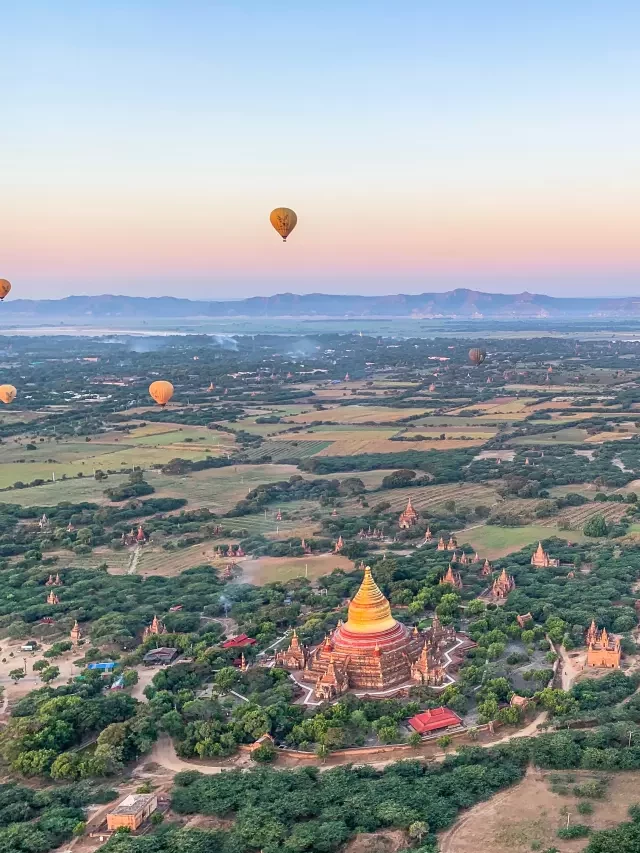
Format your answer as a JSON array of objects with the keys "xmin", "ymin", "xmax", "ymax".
[
  {"xmin": 408, "ymin": 707, "xmax": 462, "ymax": 734},
  {"xmin": 222, "ymin": 634, "xmax": 256, "ymax": 648}
]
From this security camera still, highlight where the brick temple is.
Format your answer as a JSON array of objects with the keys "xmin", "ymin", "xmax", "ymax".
[{"xmin": 276, "ymin": 566, "xmax": 456, "ymax": 700}]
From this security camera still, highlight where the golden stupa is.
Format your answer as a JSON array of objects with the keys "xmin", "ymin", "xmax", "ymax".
[
  {"xmin": 344, "ymin": 566, "xmax": 398, "ymax": 634},
  {"xmin": 279, "ymin": 565, "xmax": 439, "ymax": 700}
]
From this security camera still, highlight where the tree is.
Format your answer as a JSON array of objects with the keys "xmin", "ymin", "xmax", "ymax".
[
  {"xmin": 214, "ymin": 667, "xmax": 239, "ymax": 691},
  {"xmin": 251, "ymin": 741, "xmax": 277, "ymax": 763},
  {"xmin": 40, "ymin": 665, "xmax": 60, "ymax": 683},
  {"xmin": 408, "ymin": 731, "xmax": 422, "ymax": 748},
  {"xmin": 9, "ymin": 668, "xmax": 25, "ymax": 682},
  {"xmin": 409, "ymin": 820, "xmax": 429, "ymax": 843},
  {"xmin": 466, "ymin": 599, "xmax": 486, "ymax": 617},
  {"xmin": 437, "ymin": 735, "xmax": 453, "ymax": 752},
  {"xmin": 584, "ymin": 514, "xmax": 608, "ymax": 537}
]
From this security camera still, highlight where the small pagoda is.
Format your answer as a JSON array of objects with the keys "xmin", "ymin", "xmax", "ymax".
[
  {"xmin": 491, "ymin": 568, "xmax": 515, "ymax": 600},
  {"xmin": 276, "ymin": 629, "xmax": 307, "ymax": 670},
  {"xmin": 398, "ymin": 498, "xmax": 419, "ymax": 529},
  {"xmin": 143, "ymin": 615, "xmax": 166, "ymax": 641},
  {"xmin": 424, "ymin": 527, "xmax": 433, "ymax": 543},
  {"xmin": 436, "ymin": 536, "xmax": 446, "ymax": 551},
  {"xmin": 586, "ymin": 622, "xmax": 621, "ymax": 669},
  {"xmin": 440, "ymin": 565, "xmax": 463, "ymax": 590},
  {"xmin": 481, "ymin": 559, "xmax": 492, "ymax": 577},
  {"xmin": 446, "ymin": 535, "xmax": 458, "ymax": 550},
  {"xmin": 410, "ymin": 642, "xmax": 445, "ymax": 686},
  {"xmin": 70, "ymin": 620, "xmax": 82, "ymax": 644},
  {"xmin": 334, "ymin": 535, "xmax": 344, "ymax": 554},
  {"xmin": 531, "ymin": 542, "xmax": 560, "ymax": 568},
  {"xmin": 46, "ymin": 591, "xmax": 59, "ymax": 605}
]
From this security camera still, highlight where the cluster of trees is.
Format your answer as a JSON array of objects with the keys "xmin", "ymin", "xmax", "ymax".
[
  {"xmin": 0, "ymin": 674, "xmax": 144, "ymax": 777},
  {"xmin": 505, "ymin": 540, "xmax": 640, "ymax": 639},
  {"xmin": 101, "ymin": 725, "xmax": 640, "ymax": 853},
  {"xmin": 0, "ymin": 562, "xmax": 228, "ymax": 645},
  {"xmin": 229, "ymin": 475, "xmax": 365, "ymax": 517},
  {"xmin": 0, "ymin": 780, "xmax": 116, "ymax": 853}
]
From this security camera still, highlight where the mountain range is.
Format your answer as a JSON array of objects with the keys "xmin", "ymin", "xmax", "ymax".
[{"xmin": 3, "ymin": 289, "xmax": 640, "ymax": 320}]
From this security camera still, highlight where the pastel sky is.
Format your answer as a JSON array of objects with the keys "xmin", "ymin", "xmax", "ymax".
[{"xmin": 3, "ymin": 1, "xmax": 640, "ymax": 299}]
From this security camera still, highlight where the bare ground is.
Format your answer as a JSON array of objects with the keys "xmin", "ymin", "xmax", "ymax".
[{"xmin": 439, "ymin": 767, "xmax": 640, "ymax": 853}]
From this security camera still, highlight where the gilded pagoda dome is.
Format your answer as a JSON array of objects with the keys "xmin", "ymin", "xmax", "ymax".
[{"xmin": 343, "ymin": 566, "xmax": 398, "ymax": 634}]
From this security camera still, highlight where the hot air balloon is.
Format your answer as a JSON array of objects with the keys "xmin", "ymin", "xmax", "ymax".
[
  {"xmin": 0, "ymin": 384, "xmax": 17, "ymax": 404},
  {"xmin": 0, "ymin": 280, "xmax": 11, "ymax": 300},
  {"xmin": 149, "ymin": 380, "xmax": 174, "ymax": 407},
  {"xmin": 468, "ymin": 348, "xmax": 487, "ymax": 366},
  {"xmin": 270, "ymin": 208, "xmax": 297, "ymax": 242}
]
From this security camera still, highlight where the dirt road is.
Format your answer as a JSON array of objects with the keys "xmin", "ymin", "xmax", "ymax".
[{"xmin": 145, "ymin": 710, "xmax": 549, "ymax": 777}]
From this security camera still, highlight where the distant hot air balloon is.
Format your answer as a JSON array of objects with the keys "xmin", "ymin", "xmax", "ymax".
[
  {"xmin": 270, "ymin": 208, "xmax": 297, "ymax": 242},
  {"xmin": 468, "ymin": 348, "xmax": 487, "ymax": 366},
  {"xmin": 149, "ymin": 380, "xmax": 174, "ymax": 407},
  {"xmin": 0, "ymin": 384, "xmax": 17, "ymax": 404},
  {"xmin": 0, "ymin": 280, "xmax": 11, "ymax": 300}
]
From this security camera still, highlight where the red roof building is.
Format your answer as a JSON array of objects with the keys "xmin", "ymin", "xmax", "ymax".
[
  {"xmin": 408, "ymin": 707, "xmax": 462, "ymax": 735},
  {"xmin": 222, "ymin": 634, "xmax": 257, "ymax": 649}
]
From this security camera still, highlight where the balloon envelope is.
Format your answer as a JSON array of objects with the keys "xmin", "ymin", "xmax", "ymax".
[
  {"xmin": 0, "ymin": 384, "xmax": 17, "ymax": 404},
  {"xmin": 468, "ymin": 348, "xmax": 487, "ymax": 366},
  {"xmin": 149, "ymin": 380, "xmax": 174, "ymax": 407},
  {"xmin": 0, "ymin": 280, "xmax": 11, "ymax": 300},
  {"xmin": 270, "ymin": 208, "xmax": 297, "ymax": 242}
]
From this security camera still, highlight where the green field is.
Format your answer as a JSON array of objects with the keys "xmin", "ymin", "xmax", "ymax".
[
  {"xmin": 148, "ymin": 463, "xmax": 301, "ymax": 512},
  {"xmin": 458, "ymin": 524, "xmax": 586, "ymax": 559},
  {"xmin": 508, "ymin": 428, "xmax": 590, "ymax": 445},
  {"xmin": 0, "ymin": 473, "xmax": 130, "ymax": 506}
]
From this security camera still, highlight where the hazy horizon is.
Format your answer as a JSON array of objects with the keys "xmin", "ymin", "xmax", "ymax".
[{"xmin": 3, "ymin": 1, "xmax": 640, "ymax": 300}]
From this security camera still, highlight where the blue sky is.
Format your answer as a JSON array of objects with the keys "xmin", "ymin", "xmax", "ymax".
[{"xmin": 2, "ymin": 1, "xmax": 640, "ymax": 298}]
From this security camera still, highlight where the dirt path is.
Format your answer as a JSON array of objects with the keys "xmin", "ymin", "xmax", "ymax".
[
  {"xmin": 557, "ymin": 645, "xmax": 583, "ymax": 691},
  {"xmin": 145, "ymin": 711, "xmax": 550, "ymax": 777},
  {"xmin": 131, "ymin": 665, "xmax": 162, "ymax": 702},
  {"xmin": 439, "ymin": 781, "xmax": 518, "ymax": 853},
  {"xmin": 127, "ymin": 544, "xmax": 142, "ymax": 575}
]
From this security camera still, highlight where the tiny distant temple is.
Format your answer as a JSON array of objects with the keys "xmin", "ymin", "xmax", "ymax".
[
  {"xmin": 276, "ymin": 566, "xmax": 457, "ymax": 700},
  {"xmin": 531, "ymin": 542, "xmax": 560, "ymax": 568},
  {"xmin": 398, "ymin": 498, "xmax": 419, "ymax": 529},
  {"xmin": 70, "ymin": 620, "xmax": 82, "ymax": 644},
  {"xmin": 334, "ymin": 535, "xmax": 344, "ymax": 553},
  {"xmin": 46, "ymin": 590, "xmax": 59, "ymax": 605},
  {"xmin": 45, "ymin": 573, "xmax": 62, "ymax": 587},
  {"xmin": 585, "ymin": 621, "xmax": 621, "ymax": 669},
  {"xmin": 440, "ymin": 565, "xmax": 463, "ymax": 590},
  {"xmin": 491, "ymin": 568, "xmax": 516, "ymax": 600},
  {"xmin": 143, "ymin": 615, "xmax": 166, "ymax": 641},
  {"xmin": 122, "ymin": 526, "xmax": 148, "ymax": 547}
]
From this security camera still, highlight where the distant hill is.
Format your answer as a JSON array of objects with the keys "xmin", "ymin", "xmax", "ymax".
[{"xmin": 3, "ymin": 289, "xmax": 640, "ymax": 320}]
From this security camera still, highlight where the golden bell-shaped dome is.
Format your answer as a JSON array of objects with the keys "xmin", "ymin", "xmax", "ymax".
[{"xmin": 344, "ymin": 566, "xmax": 397, "ymax": 634}]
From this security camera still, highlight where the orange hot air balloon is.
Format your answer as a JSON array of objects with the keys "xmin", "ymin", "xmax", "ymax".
[
  {"xmin": 0, "ymin": 384, "xmax": 17, "ymax": 404},
  {"xmin": 468, "ymin": 348, "xmax": 487, "ymax": 366},
  {"xmin": 0, "ymin": 280, "xmax": 11, "ymax": 300},
  {"xmin": 149, "ymin": 380, "xmax": 174, "ymax": 407},
  {"xmin": 270, "ymin": 207, "xmax": 297, "ymax": 242}
]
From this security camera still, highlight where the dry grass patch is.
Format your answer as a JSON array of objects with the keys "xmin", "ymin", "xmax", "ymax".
[
  {"xmin": 286, "ymin": 406, "xmax": 432, "ymax": 425},
  {"xmin": 439, "ymin": 768, "xmax": 640, "ymax": 853},
  {"xmin": 315, "ymin": 437, "xmax": 485, "ymax": 455},
  {"xmin": 239, "ymin": 553, "xmax": 355, "ymax": 585}
]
